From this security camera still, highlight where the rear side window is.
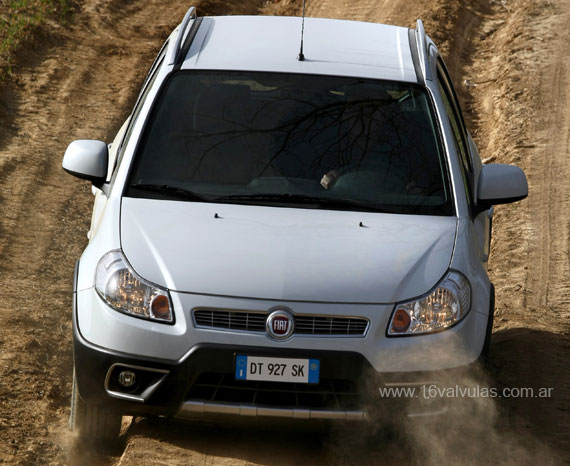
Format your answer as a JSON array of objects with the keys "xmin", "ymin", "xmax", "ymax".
[{"xmin": 126, "ymin": 71, "xmax": 453, "ymax": 216}]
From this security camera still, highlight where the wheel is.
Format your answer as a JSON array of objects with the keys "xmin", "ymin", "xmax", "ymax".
[{"xmin": 69, "ymin": 370, "xmax": 122, "ymax": 443}]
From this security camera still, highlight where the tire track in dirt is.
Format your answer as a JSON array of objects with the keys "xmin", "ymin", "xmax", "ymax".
[
  {"xmin": 0, "ymin": 1, "xmax": 192, "ymax": 463},
  {"xmin": 525, "ymin": 59, "xmax": 570, "ymax": 318},
  {"xmin": 460, "ymin": 0, "xmax": 570, "ymax": 457}
]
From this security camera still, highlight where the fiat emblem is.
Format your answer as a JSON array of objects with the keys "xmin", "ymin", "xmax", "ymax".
[{"xmin": 266, "ymin": 309, "xmax": 294, "ymax": 340}]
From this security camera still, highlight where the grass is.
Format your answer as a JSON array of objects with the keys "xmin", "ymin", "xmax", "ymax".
[{"xmin": 0, "ymin": 0, "xmax": 73, "ymax": 79}]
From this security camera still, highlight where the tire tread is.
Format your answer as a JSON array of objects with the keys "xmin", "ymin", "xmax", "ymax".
[{"xmin": 70, "ymin": 371, "xmax": 122, "ymax": 442}]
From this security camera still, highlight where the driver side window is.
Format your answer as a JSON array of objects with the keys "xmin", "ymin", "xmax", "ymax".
[{"xmin": 436, "ymin": 59, "xmax": 474, "ymax": 210}]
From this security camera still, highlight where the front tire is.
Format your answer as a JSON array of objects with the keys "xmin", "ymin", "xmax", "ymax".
[{"xmin": 69, "ymin": 370, "xmax": 122, "ymax": 442}]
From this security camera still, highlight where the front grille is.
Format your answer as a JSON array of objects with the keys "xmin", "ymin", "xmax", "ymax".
[
  {"xmin": 193, "ymin": 309, "xmax": 267, "ymax": 332},
  {"xmin": 187, "ymin": 372, "xmax": 360, "ymax": 410},
  {"xmin": 193, "ymin": 309, "xmax": 369, "ymax": 336},
  {"xmin": 295, "ymin": 316, "xmax": 368, "ymax": 335}
]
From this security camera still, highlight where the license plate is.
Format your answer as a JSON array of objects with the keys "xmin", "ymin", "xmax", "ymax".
[{"xmin": 235, "ymin": 355, "xmax": 320, "ymax": 384}]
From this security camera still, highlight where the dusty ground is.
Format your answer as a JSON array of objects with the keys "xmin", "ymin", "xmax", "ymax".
[{"xmin": 0, "ymin": 0, "xmax": 568, "ymax": 464}]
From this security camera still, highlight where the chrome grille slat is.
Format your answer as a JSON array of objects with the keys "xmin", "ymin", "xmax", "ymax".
[{"xmin": 193, "ymin": 309, "xmax": 368, "ymax": 336}]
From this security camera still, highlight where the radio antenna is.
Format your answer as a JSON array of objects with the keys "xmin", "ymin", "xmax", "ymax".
[{"xmin": 297, "ymin": 0, "xmax": 306, "ymax": 61}]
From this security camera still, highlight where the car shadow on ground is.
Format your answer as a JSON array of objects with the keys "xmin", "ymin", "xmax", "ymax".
[{"xmin": 488, "ymin": 327, "xmax": 570, "ymax": 461}]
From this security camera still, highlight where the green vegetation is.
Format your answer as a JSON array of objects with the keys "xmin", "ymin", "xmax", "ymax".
[{"xmin": 0, "ymin": 0, "xmax": 72, "ymax": 79}]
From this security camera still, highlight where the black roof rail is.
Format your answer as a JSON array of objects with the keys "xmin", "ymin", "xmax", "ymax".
[
  {"xmin": 408, "ymin": 19, "xmax": 432, "ymax": 85},
  {"xmin": 168, "ymin": 6, "xmax": 202, "ymax": 68}
]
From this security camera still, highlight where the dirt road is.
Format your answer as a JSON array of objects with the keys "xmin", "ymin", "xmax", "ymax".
[{"xmin": 0, "ymin": 0, "xmax": 568, "ymax": 464}]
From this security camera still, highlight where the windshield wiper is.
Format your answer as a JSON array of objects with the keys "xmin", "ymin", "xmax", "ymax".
[
  {"xmin": 130, "ymin": 183, "xmax": 212, "ymax": 202},
  {"xmin": 215, "ymin": 193, "xmax": 389, "ymax": 212}
]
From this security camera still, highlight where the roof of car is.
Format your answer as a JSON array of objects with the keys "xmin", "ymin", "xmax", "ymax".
[{"xmin": 181, "ymin": 16, "xmax": 418, "ymax": 83}]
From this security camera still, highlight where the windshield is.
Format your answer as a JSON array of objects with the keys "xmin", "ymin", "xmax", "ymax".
[{"xmin": 126, "ymin": 71, "xmax": 453, "ymax": 215}]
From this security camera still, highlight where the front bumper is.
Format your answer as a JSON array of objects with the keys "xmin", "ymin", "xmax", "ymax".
[
  {"xmin": 73, "ymin": 307, "xmax": 487, "ymax": 420},
  {"xmin": 74, "ymin": 319, "xmax": 372, "ymax": 419}
]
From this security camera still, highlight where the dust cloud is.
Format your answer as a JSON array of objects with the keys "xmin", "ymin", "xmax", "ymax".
[{"xmin": 325, "ymin": 352, "xmax": 560, "ymax": 466}]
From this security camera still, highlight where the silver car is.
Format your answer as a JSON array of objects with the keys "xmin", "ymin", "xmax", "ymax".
[{"xmin": 63, "ymin": 7, "xmax": 528, "ymax": 441}]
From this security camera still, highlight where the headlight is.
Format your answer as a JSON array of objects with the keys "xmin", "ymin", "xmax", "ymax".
[
  {"xmin": 387, "ymin": 271, "xmax": 470, "ymax": 336},
  {"xmin": 95, "ymin": 250, "xmax": 173, "ymax": 323}
]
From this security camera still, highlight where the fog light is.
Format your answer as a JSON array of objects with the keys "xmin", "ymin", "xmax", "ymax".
[{"xmin": 118, "ymin": 370, "xmax": 136, "ymax": 388}]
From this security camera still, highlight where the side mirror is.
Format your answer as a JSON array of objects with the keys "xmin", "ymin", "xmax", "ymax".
[
  {"xmin": 62, "ymin": 140, "xmax": 108, "ymax": 188},
  {"xmin": 476, "ymin": 164, "xmax": 528, "ymax": 211}
]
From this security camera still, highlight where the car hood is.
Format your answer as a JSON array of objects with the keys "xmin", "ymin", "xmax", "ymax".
[{"xmin": 121, "ymin": 198, "xmax": 457, "ymax": 303}]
